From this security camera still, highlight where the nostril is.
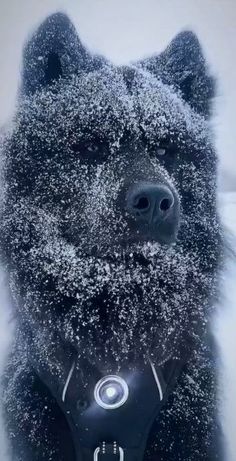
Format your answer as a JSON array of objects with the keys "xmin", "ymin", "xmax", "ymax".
[
  {"xmin": 134, "ymin": 196, "xmax": 150, "ymax": 210},
  {"xmin": 160, "ymin": 197, "xmax": 173, "ymax": 212}
]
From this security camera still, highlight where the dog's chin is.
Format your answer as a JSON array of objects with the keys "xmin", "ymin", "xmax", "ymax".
[
  {"xmin": 57, "ymin": 293, "xmax": 180, "ymax": 369},
  {"xmin": 83, "ymin": 249, "xmax": 153, "ymax": 268}
]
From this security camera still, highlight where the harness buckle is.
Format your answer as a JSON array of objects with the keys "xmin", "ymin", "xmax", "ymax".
[{"xmin": 94, "ymin": 442, "xmax": 124, "ymax": 460}]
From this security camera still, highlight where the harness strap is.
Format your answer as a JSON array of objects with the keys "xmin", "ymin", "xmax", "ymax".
[
  {"xmin": 31, "ymin": 350, "xmax": 185, "ymax": 461},
  {"xmin": 60, "ymin": 358, "xmax": 184, "ymax": 461}
]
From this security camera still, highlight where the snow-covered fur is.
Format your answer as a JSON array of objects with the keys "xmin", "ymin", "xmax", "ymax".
[{"xmin": 1, "ymin": 13, "xmax": 223, "ymax": 461}]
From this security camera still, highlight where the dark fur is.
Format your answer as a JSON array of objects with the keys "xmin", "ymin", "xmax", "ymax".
[{"xmin": 1, "ymin": 13, "xmax": 224, "ymax": 460}]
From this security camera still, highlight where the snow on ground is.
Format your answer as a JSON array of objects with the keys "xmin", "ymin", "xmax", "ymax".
[{"xmin": 0, "ymin": 192, "xmax": 235, "ymax": 460}]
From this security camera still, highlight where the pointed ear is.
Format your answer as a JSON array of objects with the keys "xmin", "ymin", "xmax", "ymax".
[
  {"xmin": 140, "ymin": 31, "xmax": 215, "ymax": 117},
  {"xmin": 21, "ymin": 12, "xmax": 94, "ymax": 96}
]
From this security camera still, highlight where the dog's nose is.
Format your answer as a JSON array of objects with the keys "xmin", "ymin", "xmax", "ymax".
[
  {"xmin": 128, "ymin": 184, "xmax": 174, "ymax": 221},
  {"xmin": 126, "ymin": 182, "xmax": 180, "ymax": 244}
]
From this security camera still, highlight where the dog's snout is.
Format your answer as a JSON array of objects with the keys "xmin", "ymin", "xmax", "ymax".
[{"xmin": 126, "ymin": 182, "xmax": 180, "ymax": 244}]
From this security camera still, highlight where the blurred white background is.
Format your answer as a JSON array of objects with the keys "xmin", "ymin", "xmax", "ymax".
[{"xmin": 0, "ymin": 1, "xmax": 235, "ymax": 460}]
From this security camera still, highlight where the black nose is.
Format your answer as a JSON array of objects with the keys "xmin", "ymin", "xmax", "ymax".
[{"xmin": 126, "ymin": 182, "xmax": 180, "ymax": 244}]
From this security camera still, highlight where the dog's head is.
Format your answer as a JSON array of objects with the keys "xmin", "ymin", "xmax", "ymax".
[{"xmin": 1, "ymin": 13, "xmax": 222, "ymax": 371}]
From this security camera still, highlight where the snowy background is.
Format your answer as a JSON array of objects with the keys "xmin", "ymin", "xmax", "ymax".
[{"xmin": 0, "ymin": 1, "xmax": 236, "ymax": 460}]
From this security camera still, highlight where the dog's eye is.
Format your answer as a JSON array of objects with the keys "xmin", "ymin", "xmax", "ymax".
[
  {"xmin": 71, "ymin": 141, "xmax": 98, "ymax": 156},
  {"xmin": 86, "ymin": 144, "xmax": 99, "ymax": 154},
  {"xmin": 157, "ymin": 148, "xmax": 166, "ymax": 156},
  {"xmin": 71, "ymin": 138, "xmax": 109, "ymax": 162},
  {"xmin": 148, "ymin": 145, "xmax": 168, "ymax": 158}
]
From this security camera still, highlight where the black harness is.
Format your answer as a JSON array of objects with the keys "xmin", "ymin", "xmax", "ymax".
[{"xmin": 48, "ymin": 356, "xmax": 184, "ymax": 461}]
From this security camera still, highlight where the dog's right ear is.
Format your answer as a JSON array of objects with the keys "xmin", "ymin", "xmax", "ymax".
[
  {"xmin": 139, "ymin": 31, "xmax": 215, "ymax": 118},
  {"xmin": 21, "ymin": 12, "xmax": 96, "ymax": 96}
]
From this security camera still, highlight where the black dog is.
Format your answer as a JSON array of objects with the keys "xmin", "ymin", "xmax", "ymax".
[{"xmin": 1, "ymin": 13, "xmax": 224, "ymax": 461}]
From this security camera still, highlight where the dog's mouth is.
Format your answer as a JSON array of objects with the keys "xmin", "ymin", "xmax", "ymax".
[{"xmin": 83, "ymin": 248, "xmax": 152, "ymax": 268}]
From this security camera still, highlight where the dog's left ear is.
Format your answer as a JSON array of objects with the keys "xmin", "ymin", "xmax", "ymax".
[
  {"xmin": 21, "ymin": 12, "xmax": 99, "ymax": 97},
  {"xmin": 140, "ymin": 31, "xmax": 215, "ymax": 118}
]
